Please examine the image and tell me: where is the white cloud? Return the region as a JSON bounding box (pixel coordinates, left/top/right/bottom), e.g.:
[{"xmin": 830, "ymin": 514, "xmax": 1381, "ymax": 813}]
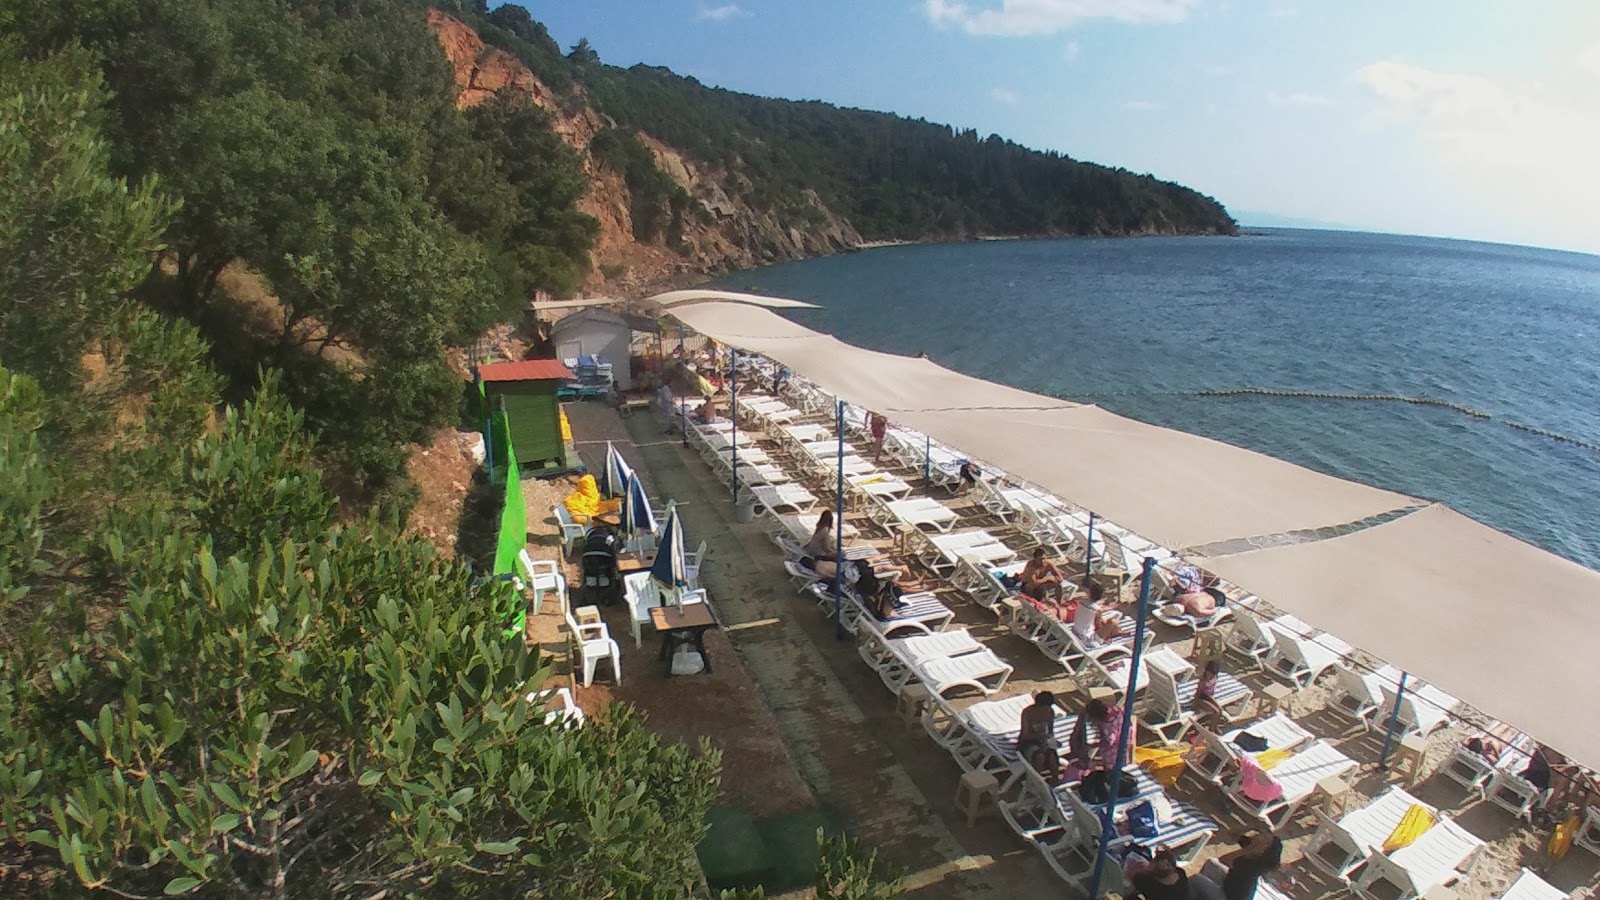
[
  {"xmin": 924, "ymin": 0, "xmax": 1198, "ymax": 36},
  {"xmin": 991, "ymin": 87, "xmax": 1021, "ymax": 105},
  {"xmin": 1062, "ymin": 40, "xmax": 1081, "ymax": 61},
  {"xmin": 1578, "ymin": 42, "xmax": 1600, "ymax": 78},
  {"xmin": 1267, "ymin": 91, "xmax": 1334, "ymax": 106},
  {"xmin": 1354, "ymin": 59, "xmax": 1600, "ymax": 253},
  {"xmin": 696, "ymin": 3, "xmax": 751, "ymax": 22},
  {"xmin": 1122, "ymin": 99, "xmax": 1164, "ymax": 111}
]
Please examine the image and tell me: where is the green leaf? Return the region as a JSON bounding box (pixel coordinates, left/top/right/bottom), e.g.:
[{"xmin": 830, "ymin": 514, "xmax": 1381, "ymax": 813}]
[
  {"xmin": 209, "ymin": 781, "xmax": 246, "ymax": 812},
  {"xmin": 357, "ymin": 769, "xmax": 383, "ymax": 787},
  {"xmin": 287, "ymin": 749, "xmax": 318, "ymax": 779},
  {"xmin": 475, "ymin": 839, "xmax": 521, "ymax": 855},
  {"xmin": 164, "ymin": 876, "xmax": 202, "ymax": 895},
  {"xmin": 211, "ymin": 814, "xmax": 241, "ymax": 834}
]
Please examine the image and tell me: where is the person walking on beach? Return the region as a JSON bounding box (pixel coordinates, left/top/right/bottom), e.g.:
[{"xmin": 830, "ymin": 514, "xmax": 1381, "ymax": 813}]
[{"xmin": 868, "ymin": 411, "xmax": 889, "ymax": 460}]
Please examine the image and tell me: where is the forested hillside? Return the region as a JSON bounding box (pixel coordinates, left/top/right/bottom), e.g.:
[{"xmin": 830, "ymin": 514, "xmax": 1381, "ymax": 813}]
[{"xmin": 450, "ymin": 1, "xmax": 1237, "ymax": 243}]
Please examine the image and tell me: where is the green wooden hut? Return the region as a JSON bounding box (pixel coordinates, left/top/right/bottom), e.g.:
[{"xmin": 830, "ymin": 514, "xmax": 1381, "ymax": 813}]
[{"xmin": 477, "ymin": 359, "xmax": 574, "ymax": 474}]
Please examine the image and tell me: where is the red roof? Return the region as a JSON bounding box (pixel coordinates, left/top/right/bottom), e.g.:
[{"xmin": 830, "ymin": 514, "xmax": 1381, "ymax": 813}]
[{"xmin": 477, "ymin": 359, "xmax": 574, "ymax": 382}]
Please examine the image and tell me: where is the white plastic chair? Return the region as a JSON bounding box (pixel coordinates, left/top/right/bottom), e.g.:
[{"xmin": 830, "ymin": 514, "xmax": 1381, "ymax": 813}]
[
  {"xmin": 552, "ymin": 505, "xmax": 588, "ymax": 555},
  {"xmin": 565, "ymin": 612, "xmax": 621, "ymax": 687},
  {"xmin": 517, "ymin": 549, "xmax": 568, "ymax": 617}
]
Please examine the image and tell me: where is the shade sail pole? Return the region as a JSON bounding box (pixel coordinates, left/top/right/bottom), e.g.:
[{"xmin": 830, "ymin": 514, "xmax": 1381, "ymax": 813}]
[
  {"xmin": 1379, "ymin": 671, "xmax": 1411, "ymax": 768},
  {"xmin": 833, "ymin": 398, "xmax": 846, "ymax": 639},
  {"xmin": 730, "ymin": 348, "xmax": 740, "ymax": 503},
  {"xmin": 678, "ymin": 325, "xmax": 687, "ymax": 446},
  {"xmin": 1085, "ymin": 511, "xmax": 1098, "ymax": 576},
  {"xmin": 1087, "ymin": 555, "xmax": 1156, "ymax": 899},
  {"xmin": 923, "ymin": 433, "xmax": 931, "ymax": 486}
]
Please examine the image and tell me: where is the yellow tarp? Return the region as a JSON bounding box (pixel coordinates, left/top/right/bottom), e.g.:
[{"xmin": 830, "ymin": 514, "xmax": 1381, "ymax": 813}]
[
  {"xmin": 560, "ymin": 409, "xmax": 572, "ymax": 442},
  {"xmin": 564, "ymin": 475, "xmax": 600, "ymax": 519}
]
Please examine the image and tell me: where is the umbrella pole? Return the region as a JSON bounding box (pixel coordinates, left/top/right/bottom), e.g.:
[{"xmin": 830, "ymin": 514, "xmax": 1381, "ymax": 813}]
[
  {"xmin": 1087, "ymin": 555, "xmax": 1157, "ymax": 899},
  {"xmin": 833, "ymin": 398, "xmax": 846, "ymax": 640},
  {"xmin": 1379, "ymin": 671, "xmax": 1411, "ymax": 768},
  {"xmin": 730, "ymin": 348, "xmax": 739, "ymax": 503}
]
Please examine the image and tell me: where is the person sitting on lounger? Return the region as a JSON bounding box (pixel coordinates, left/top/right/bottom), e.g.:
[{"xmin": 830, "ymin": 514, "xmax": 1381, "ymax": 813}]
[
  {"xmin": 1128, "ymin": 849, "xmax": 1191, "ymax": 900},
  {"xmin": 1219, "ymin": 831, "xmax": 1284, "ymax": 900},
  {"xmin": 1017, "ymin": 691, "xmax": 1058, "ymax": 764},
  {"xmin": 1020, "ymin": 548, "xmax": 1066, "ymax": 603},
  {"xmin": 804, "ymin": 510, "xmax": 839, "ymax": 561},
  {"xmin": 693, "ymin": 398, "xmax": 719, "ymax": 424},
  {"xmin": 1073, "ymin": 582, "xmax": 1124, "ymax": 644},
  {"xmin": 1191, "ymin": 660, "xmax": 1226, "ymax": 729},
  {"xmin": 1068, "ymin": 697, "xmax": 1111, "ymax": 770}
]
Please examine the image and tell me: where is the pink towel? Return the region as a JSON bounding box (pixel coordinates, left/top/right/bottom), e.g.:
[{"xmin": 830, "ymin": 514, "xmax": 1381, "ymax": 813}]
[{"xmin": 1238, "ymin": 755, "xmax": 1284, "ymax": 803}]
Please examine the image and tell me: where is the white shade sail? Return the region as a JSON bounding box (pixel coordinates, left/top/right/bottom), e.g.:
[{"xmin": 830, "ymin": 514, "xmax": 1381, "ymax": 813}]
[
  {"xmin": 1204, "ymin": 504, "xmax": 1600, "ymax": 770},
  {"xmin": 663, "ymin": 298, "xmax": 1416, "ymax": 550}
]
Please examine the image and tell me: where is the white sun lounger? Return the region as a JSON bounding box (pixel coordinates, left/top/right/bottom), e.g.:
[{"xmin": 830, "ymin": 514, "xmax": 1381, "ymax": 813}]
[
  {"xmin": 1439, "ymin": 729, "xmax": 1533, "ymax": 797},
  {"xmin": 884, "ymin": 497, "xmax": 959, "ymax": 533},
  {"xmin": 1330, "ymin": 663, "xmax": 1405, "ymax": 729},
  {"xmin": 1263, "ymin": 619, "xmax": 1352, "ymax": 687},
  {"xmin": 1224, "ymin": 739, "xmax": 1358, "ymax": 830},
  {"xmin": 1304, "ymin": 786, "xmax": 1433, "ymax": 882},
  {"xmin": 1351, "ymin": 815, "xmax": 1483, "ymax": 900},
  {"xmin": 1377, "ymin": 681, "xmax": 1460, "ymax": 742},
  {"xmin": 1141, "ymin": 662, "xmax": 1254, "ymax": 741},
  {"xmin": 1496, "ymin": 870, "xmax": 1568, "ymax": 900},
  {"xmin": 750, "ymin": 482, "xmax": 818, "ymax": 515},
  {"xmin": 920, "ymin": 531, "xmax": 1014, "ymax": 574},
  {"xmin": 864, "ymin": 629, "xmax": 985, "ymax": 692},
  {"xmin": 911, "ymin": 648, "xmax": 1014, "ymax": 698},
  {"xmin": 1578, "ymin": 806, "xmax": 1600, "ymax": 858},
  {"xmin": 935, "ymin": 695, "xmax": 1082, "ymax": 790},
  {"xmin": 847, "ymin": 471, "xmax": 914, "ymax": 500},
  {"xmin": 801, "ymin": 438, "xmax": 860, "ymax": 459},
  {"xmin": 783, "ymin": 423, "xmax": 831, "ymax": 443},
  {"xmin": 1185, "ymin": 713, "xmax": 1316, "ymax": 787},
  {"xmin": 775, "ymin": 512, "xmax": 859, "ymax": 543},
  {"xmin": 714, "ymin": 446, "xmax": 771, "ymax": 466}
]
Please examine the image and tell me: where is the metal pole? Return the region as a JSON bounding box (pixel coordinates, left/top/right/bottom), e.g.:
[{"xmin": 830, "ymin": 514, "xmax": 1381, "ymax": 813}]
[
  {"xmin": 730, "ymin": 348, "xmax": 740, "ymax": 503},
  {"xmin": 678, "ymin": 325, "xmax": 687, "ymax": 447},
  {"xmin": 1378, "ymin": 671, "xmax": 1411, "ymax": 768},
  {"xmin": 923, "ymin": 432, "xmax": 931, "ymax": 486},
  {"xmin": 1086, "ymin": 556, "xmax": 1156, "ymax": 899},
  {"xmin": 1084, "ymin": 511, "xmax": 1098, "ymax": 576},
  {"xmin": 833, "ymin": 398, "xmax": 846, "ymax": 639}
]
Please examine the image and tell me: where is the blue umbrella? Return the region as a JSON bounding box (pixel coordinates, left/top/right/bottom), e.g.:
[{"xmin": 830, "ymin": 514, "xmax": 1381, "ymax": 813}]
[
  {"xmin": 598, "ymin": 441, "xmax": 633, "ymax": 496},
  {"xmin": 621, "ymin": 474, "xmax": 657, "ymax": 537},
  {"xmin": 649, "ymin": 507, "xmax": 688, "ymax": 601}
]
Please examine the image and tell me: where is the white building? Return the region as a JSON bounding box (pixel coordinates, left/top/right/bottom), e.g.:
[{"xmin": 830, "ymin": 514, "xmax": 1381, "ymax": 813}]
[{"xmin": 550, "ymin": 308, "xmax": 635, "ymax": 391}]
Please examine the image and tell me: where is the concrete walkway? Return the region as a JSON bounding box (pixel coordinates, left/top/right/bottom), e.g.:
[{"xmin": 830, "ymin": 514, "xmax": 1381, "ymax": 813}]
[{"xmin": 596, "ymin": 408, "xmax": 1062, "ymax": 899}]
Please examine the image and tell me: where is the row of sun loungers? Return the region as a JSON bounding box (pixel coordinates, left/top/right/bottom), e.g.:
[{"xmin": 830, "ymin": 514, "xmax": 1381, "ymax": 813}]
[{"xmin": 695, "ymin": 357, "xmax": 1595, "ymax": 900}]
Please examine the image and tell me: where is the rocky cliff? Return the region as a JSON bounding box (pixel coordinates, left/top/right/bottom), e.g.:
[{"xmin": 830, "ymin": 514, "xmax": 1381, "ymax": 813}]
[{"xmin": 427, "ymin": 10, "xmax": 861, "ymax": 293}]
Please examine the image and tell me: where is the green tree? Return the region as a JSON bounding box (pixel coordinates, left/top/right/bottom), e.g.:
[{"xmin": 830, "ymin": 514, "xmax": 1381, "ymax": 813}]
[{"xmin": 0, "ymin": 45, "xmax": 176, "ymax": 391}]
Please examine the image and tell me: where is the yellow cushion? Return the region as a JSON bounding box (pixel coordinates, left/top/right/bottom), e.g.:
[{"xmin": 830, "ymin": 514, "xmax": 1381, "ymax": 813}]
[{"xmin": 1381, "ymin": 805, "xmax": 1436, "ymax": 853}]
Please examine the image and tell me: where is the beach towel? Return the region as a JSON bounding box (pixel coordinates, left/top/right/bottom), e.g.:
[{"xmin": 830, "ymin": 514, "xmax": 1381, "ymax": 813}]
[
  {"xmin": 564, "ymin": 475, "xmax": 601, "ymax": 519},
  {"xmin": 1134, "ymin": 745, "xmax": 1189, "ymax": 788},
  {"xmin": 1256, "ymin": 748, "xmax": 1294, "ymax": 771},
  {"xmin": 1381, "ymin": 805, "xmax": 1436, "ymax": 853}
]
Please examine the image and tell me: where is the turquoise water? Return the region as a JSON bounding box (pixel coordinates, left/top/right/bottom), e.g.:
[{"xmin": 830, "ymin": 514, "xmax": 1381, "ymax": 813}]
[{"xmin": 713, "ymin": 229, "xmax": 1600, "ymax": 569}]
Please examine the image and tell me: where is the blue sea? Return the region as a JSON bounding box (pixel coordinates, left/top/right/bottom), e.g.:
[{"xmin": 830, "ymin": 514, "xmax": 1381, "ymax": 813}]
[{"xmin": 713, "ymin": 228, "xmax": 1600, "ymax": 569}]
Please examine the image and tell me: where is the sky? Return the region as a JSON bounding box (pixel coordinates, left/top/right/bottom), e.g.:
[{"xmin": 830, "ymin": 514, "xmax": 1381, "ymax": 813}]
[{"xmin": 522, "ymin": 1, "xmax": 1600, "ymax": 255}]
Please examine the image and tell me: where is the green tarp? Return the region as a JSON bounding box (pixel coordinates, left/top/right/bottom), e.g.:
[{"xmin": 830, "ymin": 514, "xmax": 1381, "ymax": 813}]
[{"xmin": 488, "ymin": 407, "xmax": 528, "ymax": 638}]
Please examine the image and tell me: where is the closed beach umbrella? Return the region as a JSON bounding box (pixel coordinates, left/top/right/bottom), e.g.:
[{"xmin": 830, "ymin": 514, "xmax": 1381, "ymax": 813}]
[
  {"xmin": 649, "ymin": 507, "xmax": 688, "ymax": 601},
  {"xmin": 621, "ymin": 473, "xmax": 656, "ymax": 537},
  {"xmin": 599, "ymin": 442, "xmax": 631, "ymax": 499}
]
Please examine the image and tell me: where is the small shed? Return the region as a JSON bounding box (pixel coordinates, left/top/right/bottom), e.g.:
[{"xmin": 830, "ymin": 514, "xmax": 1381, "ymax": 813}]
[
  {"xmin": 478, "ymin": 359, "xmax": 573, "ymax": 474},
  {"xmin": 550, "ymin": 308, "xmax": 635, "ymax": 391}
]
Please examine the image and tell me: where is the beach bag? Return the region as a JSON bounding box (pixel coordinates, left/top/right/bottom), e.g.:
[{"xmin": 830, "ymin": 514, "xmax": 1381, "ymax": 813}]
[
  {"xmin": 1079, "ymin": 769, "xmax": 1139, "ymax": 804},
  {"xmin": 1126, "ymin": 801, "xmax": 1159, "ymax": 839},
  {"xmin": 1382, "ymin": 805, "xmax": 1436, "ymax": 853}
]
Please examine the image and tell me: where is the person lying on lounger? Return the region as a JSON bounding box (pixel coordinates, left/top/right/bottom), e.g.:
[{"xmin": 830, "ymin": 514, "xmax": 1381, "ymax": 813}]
[{"xmin": 1019, "ymin": 548, "xmax": 1066, "ymax": 603}]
